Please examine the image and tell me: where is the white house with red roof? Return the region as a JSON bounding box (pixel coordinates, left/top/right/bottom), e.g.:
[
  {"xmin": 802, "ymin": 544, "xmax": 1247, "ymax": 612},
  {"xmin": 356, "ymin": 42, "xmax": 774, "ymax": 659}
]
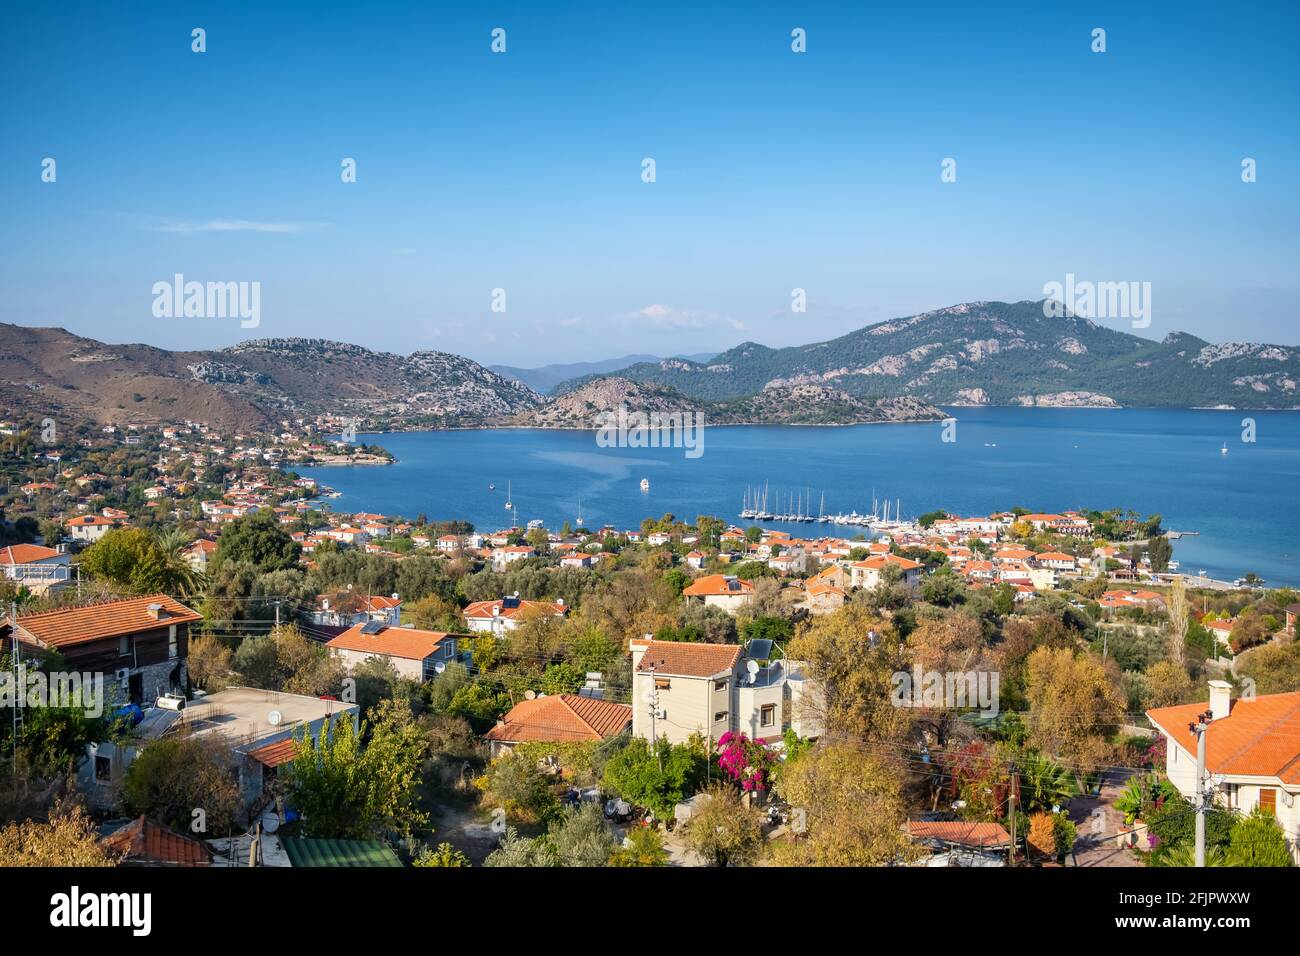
[
  {"xmin": 0, "ymin": 543, "xmax": 71, "ymax": 594},
  {"xmin": 491, "ymin": 545, "xmax": 535, "ymax": 571},
  {"xmin": 849, "ymin": 554, "xmax": 923, "ymax": 589},
  {"xmin": 1147, "ymin": 682, "xmax": 1300, "ymax": 861},
  {"xmin": 681, "ymin": 574, "xmax": 755, "ymax": 613},
  {"xmin": 463, "ymin": 595, "xmax": 568, "ymax": 636},
  {"xmin": 66, "ymin": 514, "xmax": 114, "ymax": 543},
  {"xmin": 325, "ymin": 623, "xmax": 459, "ymax": 681}
]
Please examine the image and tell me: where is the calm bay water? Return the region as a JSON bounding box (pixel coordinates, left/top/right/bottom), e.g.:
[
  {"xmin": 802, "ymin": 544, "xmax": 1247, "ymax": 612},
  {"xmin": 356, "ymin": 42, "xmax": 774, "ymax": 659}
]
[{"xmin": 299, "ymin": 408, "xmax": 1300, "ymax": 586}]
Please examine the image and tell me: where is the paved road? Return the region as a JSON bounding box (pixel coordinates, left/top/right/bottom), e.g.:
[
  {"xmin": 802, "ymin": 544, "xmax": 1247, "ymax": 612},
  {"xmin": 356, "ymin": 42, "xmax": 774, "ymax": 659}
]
[{"xmin": 1066, "ymin": 767, "xmax": 1145, "ymax": 868}]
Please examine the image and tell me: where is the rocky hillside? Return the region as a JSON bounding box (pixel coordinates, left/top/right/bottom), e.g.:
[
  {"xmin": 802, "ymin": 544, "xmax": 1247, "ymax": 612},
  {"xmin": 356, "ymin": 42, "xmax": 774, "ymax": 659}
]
[
  {"xmin": 0, "ymin": 325, "xmax": 541, "ymax": 431},
  {"xmin": 501, "ymin": 376, "xmax": 945, "ymax": 427},
  {"xmin": 566, "ymin": 301, "xmax": 1300, "ymax": 409}
]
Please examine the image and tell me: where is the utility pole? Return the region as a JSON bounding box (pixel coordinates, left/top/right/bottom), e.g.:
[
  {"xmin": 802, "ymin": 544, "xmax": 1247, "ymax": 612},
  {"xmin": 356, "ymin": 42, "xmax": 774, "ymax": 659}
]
[
  {"xmin": 645, "ymin": 665, "xmax": 662, "ymax": 771},
  {"xmin": 1191, "ymin": 713, "xmax": 1210, "ymax": 867},
  {"xmin": 1007, "ymin": 760, "xmax": 1017, "ymax": 866},
  {"xmin": 10, "ymin": 600, "xmax": 20, "ymax": 796}
]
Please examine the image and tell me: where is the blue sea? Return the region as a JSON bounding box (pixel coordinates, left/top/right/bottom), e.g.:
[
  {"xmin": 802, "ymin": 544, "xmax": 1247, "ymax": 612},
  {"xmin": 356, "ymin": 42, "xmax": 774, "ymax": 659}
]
[{"xmin": 299, "ymin": 408, "xmax": 1300, "ymax": 587}]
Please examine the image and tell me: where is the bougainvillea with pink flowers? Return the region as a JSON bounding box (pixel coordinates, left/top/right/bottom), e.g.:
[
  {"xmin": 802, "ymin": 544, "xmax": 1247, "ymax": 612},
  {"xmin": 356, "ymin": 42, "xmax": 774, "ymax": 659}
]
[{"xmin": 716, "ymin": 732, "xmax": 774, "ymax": 792}]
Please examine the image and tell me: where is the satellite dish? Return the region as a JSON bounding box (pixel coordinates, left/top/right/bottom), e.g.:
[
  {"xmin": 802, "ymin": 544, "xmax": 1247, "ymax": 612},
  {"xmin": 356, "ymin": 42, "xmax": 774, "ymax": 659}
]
[
  {"xmin": 746, "ymin": 659, "xmax": 760, "ymax": 684},
  {"xmin": 267, "ymin": 710, "xmax": 282, "ymax": 727},
  {"xmin": 524, "ymin": 690, "xmax": 536, "ymax": 700}
]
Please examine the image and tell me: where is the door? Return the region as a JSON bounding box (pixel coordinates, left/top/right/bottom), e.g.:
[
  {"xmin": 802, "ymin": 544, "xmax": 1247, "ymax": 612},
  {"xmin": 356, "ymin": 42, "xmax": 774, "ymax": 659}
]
[
  {"xmin": 128, "ymin": 672, "xmax": 144, "ymax": 706},
  {"xmin": 1259, "ymin": 787, "xmax": 1277, "ymax": 816}
]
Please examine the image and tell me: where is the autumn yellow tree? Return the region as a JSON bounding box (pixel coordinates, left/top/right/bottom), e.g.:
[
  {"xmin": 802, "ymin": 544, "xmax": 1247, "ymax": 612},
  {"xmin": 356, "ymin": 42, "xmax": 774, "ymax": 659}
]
[
  {"xmin": 1023, "ymin": 646, "xmax": 1124, "ymax": 786},
  {"xmin": 1142, "ymin": 659, "xmax": 1193, "ymax": 708},
  {"xmin": 787, "ymin": 604, "xmax": 911, "ymax": 746},
  {"xmin": 0, "ymin": 800, "xmax": 121, "ymax": 867},
  {"xmin": 773, "ymin": 742, "xmax": 913, "ymax": 866}
]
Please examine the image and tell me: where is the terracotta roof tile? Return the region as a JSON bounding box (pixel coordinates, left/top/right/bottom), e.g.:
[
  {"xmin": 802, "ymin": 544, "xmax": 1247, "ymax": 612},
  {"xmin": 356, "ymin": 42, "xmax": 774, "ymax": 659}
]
[
  {"xmin": 326, "ymin": 624, "xmax": 460, "ymax": 661},
  {"xmin": 485, "ymin": 694, "xmax": 632, "ymax": 743},
  {"xmin": 247, "ymin": 738, "xmax": 298, "ymax": 768},
  {"xmin": 907, "ymin": 820, "xmax": 1011, "ymax": 848},
  {"xmin": 102, "ymin": 816, "xmax": 212, "ymax": 866},
  {"xmin": 0, "ymin": 544, "xmax": 62, "ymax": 565},
  {"xmin": 17, "ymin": 594, "xmax": 201, "ymax": 649},
  {"xmin": 1147, "ymin": 691, "xmax": 1300, "ymax": 784},
  {"xmin": 634, "ymin": 639, "xmax": 741, "ymax": 678},
  {"xmin": 682, "ymin": 574, "xmax": 754, "ymax": 597}
]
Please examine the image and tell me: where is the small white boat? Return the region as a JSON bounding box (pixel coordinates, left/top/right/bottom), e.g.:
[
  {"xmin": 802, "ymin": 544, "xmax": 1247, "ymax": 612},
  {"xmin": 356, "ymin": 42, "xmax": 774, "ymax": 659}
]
[
  {"xmin": 1221, "ymin": 442, "xmax": 1228, "ymax": 455},
  {"xmin": 640, "ymin": 478, "xmax": 649, "ymax": 492},
  {"xmin": 504, "ymin": 480, "xmax": 513, "ymax": 510}
]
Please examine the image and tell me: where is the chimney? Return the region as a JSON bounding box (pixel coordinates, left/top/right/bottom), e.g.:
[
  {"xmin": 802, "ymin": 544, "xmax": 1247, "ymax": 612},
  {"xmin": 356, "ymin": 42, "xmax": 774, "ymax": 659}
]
[
  {"xmin": 1208, "ymin": 680, "xmax": 1232, "ymax": 721},
  {"xmin": 146, "ymin": 603, "xmax": 163, "ymax": 620},
  {"xmin": 629, "ymin": 635, "xmax": 652, "ymax": 674}
]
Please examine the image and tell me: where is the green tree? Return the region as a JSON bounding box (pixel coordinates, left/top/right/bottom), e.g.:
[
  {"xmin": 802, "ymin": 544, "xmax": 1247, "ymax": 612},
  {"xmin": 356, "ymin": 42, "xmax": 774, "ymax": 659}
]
[
  {"xmin": 602, "ymin": 735, "xmax": 707, "ymax": 819},
  {"xmin": 288, "ymin": 703, "xmax": 428, "ymax": 839},
  {"xmin": 413, "ymin": 842, "xmax": 470, "ymax": 867},
  {"xmin": 608, "ymin": 824, "xmax": 669, "ymax": 866},
  {"xmin": 1226, "ymin": 810, "xmax": 1294, "ymax": 867},
  {"xmin": 121, "ymin": 734, "xmax": 242, "ymax": 835},
  {"xmin": 212, "ymin": 510, "xmax": 300, "ymax": 573}
]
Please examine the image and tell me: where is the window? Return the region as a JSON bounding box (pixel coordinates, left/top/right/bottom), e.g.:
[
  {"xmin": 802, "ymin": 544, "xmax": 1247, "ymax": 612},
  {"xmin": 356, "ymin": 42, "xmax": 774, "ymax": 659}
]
[
  {"xmin": 94, "ymin": 756, "xmax": 112, "ymax": 781},
  {"xmin": 760, "ymin": 704, "xmax": 777, "ymax": 728},
  {"xmin": 654, "ymin": 677, "xmax": 671, "ymax": 691},
  {"xmin": 714, "ymin": 679, "xmax": 728, "ymax": 691},
  {"xmin": 119, "ymin": 636, "xmax": 130, "ymax": 656},
  {"xmin": 714, "ymin": 711, "xmax": 728, "ymax": 723},
  {"xmin": 168, "ymin": 625, "xmax": 178, "ymax": 660},
  {"xmin": 1259, "ymin": 787, "xmax": 1277, "ymax": 816},
  {"xmin": 445, "ymin": 643, "xmax": 454, "ymax": 658}
]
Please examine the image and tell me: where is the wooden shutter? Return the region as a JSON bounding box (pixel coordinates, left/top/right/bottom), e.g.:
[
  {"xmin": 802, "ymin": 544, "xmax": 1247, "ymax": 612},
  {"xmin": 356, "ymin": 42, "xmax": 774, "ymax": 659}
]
[{"xmin": 1259, "ymin": 787, "xmax": 1277, "ymax": 815}]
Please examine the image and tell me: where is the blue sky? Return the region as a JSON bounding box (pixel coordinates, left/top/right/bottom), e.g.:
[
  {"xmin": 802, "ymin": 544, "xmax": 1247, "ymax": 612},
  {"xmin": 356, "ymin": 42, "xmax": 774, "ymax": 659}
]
[{"xmin": 2, "ymin": 1, "xmax": 1297, "ymax": 365}]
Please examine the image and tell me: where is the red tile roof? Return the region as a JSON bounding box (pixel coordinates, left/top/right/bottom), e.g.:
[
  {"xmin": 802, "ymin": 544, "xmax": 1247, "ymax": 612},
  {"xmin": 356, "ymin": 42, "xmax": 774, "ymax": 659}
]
[
  {"xmin": 485, "ymin": 694, "xmax": 632, "ymax": 744},
  {"xmin": 17, "ymin": 595, "xmax": 202, "ymax": 649},
  {"xmin": 247, "ymin": 738, "xmax": 298, "ymax": 768},
  {"xmin": 463, "ymin": 598, "xmax": 566, "ymax": 621},
  {"xmin": 682, "ymin": 574, "xmax": 754, "ymax": 597},
  {"xmin": 326, "ymin": 624, "xmax": 458, "ymax": 661},
  {"xmin": 1147, "ymin": 691, "xmax": 1300, "ymax": 784},
  {"xmin": 907, "ymin": 820, "xmax": 1011, "ymax": 848},
  {"xmin": 101, "ymin": 816, "xmax": 212, "ymax": 866},
  {"xmin": 0, "ymin": 544, "xmax": 62, "ymax": 565},
  {"xmin": 633, "ymin": 639, "xmax": 742, "ymax": 678}
]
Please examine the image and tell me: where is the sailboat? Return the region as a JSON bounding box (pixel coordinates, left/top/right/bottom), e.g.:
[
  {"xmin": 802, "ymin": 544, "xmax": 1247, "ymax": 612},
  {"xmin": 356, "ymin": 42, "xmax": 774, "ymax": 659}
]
[
  {"xmin": 1221, "ymin": 442, "xmax": 1228, "ymax": 456},
  {"xmin": 504, "ymin": 481, "xmax": 513, "ymax": 511},
  {"xmin": 640, "ymin": 477, "xmax": 650, "ymax": 492},
  {"xmin": 576, "ymin": 498, "xmax": 585, "ymax": 528}
]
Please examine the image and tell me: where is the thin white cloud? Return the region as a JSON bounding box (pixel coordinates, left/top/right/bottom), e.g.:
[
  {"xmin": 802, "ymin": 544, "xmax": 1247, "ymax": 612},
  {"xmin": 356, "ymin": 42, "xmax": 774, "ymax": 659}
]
[
  {"xmin": 633, "ymin": 304, "xmax": 744, "ymax": 332},
  {"xmin": 153, "ymin": 219, "xmax": 330, "ymax": 234}
]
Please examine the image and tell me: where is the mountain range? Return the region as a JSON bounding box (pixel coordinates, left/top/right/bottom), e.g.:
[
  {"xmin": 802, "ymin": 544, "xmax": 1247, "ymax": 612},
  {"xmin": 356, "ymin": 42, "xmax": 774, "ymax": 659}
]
[
  {"xmin": 554, "ymin": 300, "xmax": 1300, "ymax": 409},
  {"xmin": 3, "ymin": 302, "xmax": 1297, "ymax": 436},
  {"xmin": 0, "ymin": 325, "xmax": 540, "ymax": 431}
]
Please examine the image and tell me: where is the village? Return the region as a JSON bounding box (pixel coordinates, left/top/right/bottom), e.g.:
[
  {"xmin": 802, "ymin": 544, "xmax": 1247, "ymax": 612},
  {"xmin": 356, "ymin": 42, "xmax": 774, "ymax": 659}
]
[{"xmin": 1, "ymin": 412, "xmax": 1298, "ymax": 871}]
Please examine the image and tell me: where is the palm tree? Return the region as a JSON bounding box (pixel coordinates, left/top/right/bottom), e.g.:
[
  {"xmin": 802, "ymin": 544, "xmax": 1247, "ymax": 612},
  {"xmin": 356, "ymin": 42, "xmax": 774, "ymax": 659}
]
[
  {"xmin": 1018, "ymin": 752, "xmax": 1075, "ymax": 814},
  {"xmin": 153, "ymin": 527, "xmax": 203, "ymax": 598}
]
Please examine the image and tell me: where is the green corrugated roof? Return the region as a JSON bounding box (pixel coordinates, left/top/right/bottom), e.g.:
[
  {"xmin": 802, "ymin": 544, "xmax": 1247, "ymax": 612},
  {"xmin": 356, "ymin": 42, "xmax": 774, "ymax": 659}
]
[{"xmin": 282, "ymin": 836, "xmax": 403, "ymax": 867}]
